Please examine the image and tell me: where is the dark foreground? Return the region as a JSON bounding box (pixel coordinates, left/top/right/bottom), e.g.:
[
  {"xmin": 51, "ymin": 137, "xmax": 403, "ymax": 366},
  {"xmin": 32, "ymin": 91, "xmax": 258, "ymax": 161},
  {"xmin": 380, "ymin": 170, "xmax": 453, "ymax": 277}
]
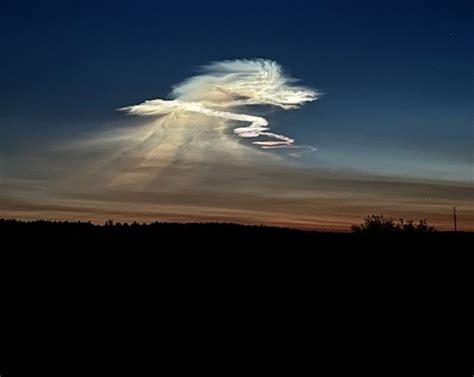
[
  {"xmin": 0, "ymin": 218, "xmax": 471, "ymax": 376},
  {"xmin": 0, "ymin": 218, "xmax": 472, "ymax": 248}
]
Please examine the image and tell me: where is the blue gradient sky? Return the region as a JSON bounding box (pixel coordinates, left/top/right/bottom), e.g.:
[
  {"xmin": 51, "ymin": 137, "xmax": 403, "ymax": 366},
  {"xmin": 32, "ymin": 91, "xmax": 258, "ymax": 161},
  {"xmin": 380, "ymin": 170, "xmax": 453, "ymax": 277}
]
[
  {"xmin": 1, "ymin": 0, "xmax": 472, "ymax": 179},
  {"xmin": 0, "ymin": 0, "xmax": 472, "ymax": 229}
]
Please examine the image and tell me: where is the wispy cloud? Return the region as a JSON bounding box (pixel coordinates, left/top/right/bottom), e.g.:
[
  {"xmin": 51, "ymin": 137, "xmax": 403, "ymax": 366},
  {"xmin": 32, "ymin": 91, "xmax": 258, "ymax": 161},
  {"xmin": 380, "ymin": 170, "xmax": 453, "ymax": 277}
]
[
  {"xmin": 39, "ymin": 59, "xmax": 320, "ymax": 190},
  {"xmin": 120, "ymin": 59, "xmax": 318, "ymax": 150}
]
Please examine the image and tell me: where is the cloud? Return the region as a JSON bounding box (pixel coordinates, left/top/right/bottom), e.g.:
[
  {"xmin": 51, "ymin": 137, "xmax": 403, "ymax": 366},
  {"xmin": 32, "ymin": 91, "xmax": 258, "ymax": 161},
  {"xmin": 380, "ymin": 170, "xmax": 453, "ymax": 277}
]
[
  {"xmin": 120, "ymin": 59, "xmax": 318, "ymax": 150},
  {"xmin": 32, "ymin": 58, "xmax": 319, "ymax": 191}
]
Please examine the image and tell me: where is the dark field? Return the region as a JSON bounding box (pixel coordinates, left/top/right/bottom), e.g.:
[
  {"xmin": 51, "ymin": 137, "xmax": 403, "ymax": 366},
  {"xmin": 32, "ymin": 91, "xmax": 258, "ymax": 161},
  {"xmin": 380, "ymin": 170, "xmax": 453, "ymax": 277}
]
[{"xmin": 0, "ymin": 218, "xmax": 470, "ymax": 377}]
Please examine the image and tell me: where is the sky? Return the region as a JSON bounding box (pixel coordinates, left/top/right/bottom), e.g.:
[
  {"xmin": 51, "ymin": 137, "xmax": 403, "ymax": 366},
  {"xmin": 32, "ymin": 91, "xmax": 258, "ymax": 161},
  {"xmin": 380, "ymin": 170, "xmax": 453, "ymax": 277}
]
[{"xmin": 0, "ymin": 0, "xmax": 472, "ymax": 230}]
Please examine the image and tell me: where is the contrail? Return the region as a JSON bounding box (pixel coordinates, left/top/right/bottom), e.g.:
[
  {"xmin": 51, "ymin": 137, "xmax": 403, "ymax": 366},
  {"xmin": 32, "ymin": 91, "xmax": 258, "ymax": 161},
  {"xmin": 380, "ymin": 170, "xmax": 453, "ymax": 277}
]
[{"xmin": 120, "ymin": 59, "xmax": 319, "ymax": 150}]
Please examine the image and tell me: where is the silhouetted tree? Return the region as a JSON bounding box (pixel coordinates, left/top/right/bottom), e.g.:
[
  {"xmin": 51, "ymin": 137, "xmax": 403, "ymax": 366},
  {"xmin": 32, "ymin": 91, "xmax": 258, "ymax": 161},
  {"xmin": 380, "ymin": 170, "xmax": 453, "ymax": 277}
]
[
  {"xmin": 397, "ymin": 218, "xmax": 434, "ymax": 233},
  {"xmin": 352, "ymin": 215, "xmax": 435, "ymax": 233}
]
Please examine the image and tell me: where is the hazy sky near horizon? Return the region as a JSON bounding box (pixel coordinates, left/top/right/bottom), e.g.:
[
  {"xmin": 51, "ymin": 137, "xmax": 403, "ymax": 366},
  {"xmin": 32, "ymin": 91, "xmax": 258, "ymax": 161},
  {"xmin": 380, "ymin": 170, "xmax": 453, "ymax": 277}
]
[{"xmin": 0, "ymin": 0, "xmax": 472, "ymax": 230}]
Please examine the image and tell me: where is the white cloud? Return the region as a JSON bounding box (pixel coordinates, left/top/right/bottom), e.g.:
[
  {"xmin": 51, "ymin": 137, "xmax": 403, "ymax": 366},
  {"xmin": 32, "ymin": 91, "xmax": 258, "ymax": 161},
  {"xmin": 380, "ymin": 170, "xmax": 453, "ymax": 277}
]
[{"xmin": 120, "ymin": 58, "xmax": 318, "ymax": 150}]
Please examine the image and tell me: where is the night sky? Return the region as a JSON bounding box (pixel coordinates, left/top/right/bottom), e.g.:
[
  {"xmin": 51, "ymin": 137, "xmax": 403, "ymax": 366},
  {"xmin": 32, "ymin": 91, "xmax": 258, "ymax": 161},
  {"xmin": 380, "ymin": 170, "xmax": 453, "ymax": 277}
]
[{"xmin": 0, "ymin": 0, "xmax": 472, "ymax": 230}]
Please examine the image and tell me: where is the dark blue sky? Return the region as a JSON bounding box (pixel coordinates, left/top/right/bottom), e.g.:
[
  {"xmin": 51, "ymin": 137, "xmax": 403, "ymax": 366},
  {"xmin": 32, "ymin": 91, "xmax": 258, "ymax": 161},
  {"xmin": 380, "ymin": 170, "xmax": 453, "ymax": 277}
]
[{"xmin": 1, "ymin": 0, "xmax": 472, "ymax": 180}]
